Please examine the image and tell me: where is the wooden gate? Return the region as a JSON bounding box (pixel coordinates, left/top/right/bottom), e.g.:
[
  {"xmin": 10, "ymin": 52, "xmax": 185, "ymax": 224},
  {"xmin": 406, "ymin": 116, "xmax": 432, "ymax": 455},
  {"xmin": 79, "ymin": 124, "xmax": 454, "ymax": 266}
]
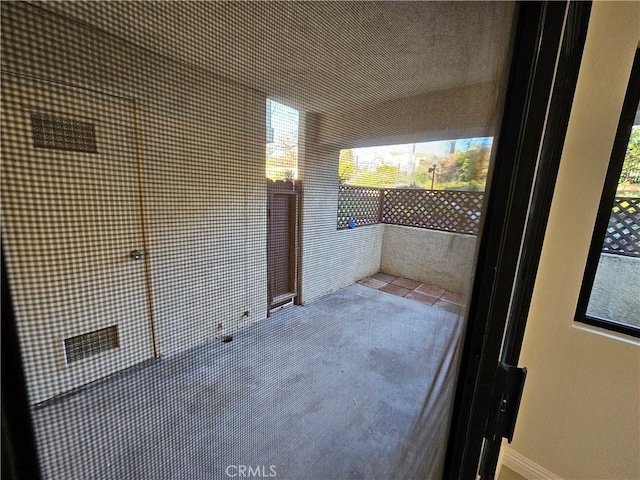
[{"xmin": 267, "ymin": 179, "xmax": 301, "ymax": 311}]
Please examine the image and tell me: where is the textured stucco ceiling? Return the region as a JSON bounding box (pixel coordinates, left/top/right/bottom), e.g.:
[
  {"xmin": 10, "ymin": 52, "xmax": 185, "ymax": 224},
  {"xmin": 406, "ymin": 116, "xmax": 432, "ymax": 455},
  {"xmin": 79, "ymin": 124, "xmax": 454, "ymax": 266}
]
[{"xmin": 41, "ymin": 1, "xmax": 516, "ymax": 112}]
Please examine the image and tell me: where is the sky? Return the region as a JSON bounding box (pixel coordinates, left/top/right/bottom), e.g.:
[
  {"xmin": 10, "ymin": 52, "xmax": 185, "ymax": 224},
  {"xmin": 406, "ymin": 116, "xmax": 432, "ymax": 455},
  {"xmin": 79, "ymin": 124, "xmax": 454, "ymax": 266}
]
[
  {"xmin": 351, "ymin": 137, "xmax": 493, "ymax": 170},
  {"xmin": 267, "ymin": 99, "xmax": 298, "ymax": 153}
]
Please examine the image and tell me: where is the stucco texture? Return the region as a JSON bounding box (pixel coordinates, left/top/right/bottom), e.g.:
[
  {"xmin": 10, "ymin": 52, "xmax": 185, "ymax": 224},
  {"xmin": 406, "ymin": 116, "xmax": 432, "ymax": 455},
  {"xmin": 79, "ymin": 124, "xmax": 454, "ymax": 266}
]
[
  {"xmin": 381, "ymin": 225, "xmax": 477, "ymax": 296},
  {"xmin": 1, "ymin": 2, "xmax": 267, "ymax": 402},
  {"xmin": 588, "ymin": 254, "xmax": 640, "ymax": 327},
  {"xmin": 299, "ymin": 114, "xmax": 383, "ymax": 303}
]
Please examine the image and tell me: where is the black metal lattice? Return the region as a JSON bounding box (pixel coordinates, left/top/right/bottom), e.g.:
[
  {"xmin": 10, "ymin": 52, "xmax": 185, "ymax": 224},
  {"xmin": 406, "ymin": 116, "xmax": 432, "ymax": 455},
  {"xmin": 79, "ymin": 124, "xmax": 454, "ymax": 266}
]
[{"xmin": 603, "ymin": 197, "xmax": 640, "ymax": 257}]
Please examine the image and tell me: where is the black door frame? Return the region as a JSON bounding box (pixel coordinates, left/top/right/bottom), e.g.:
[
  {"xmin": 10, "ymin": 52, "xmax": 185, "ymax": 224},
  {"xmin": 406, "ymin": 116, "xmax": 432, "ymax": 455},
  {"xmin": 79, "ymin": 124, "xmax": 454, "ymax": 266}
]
[
  {"xmin": 444, "ymin": 2, "xmax": 591, "ymax": 479},
  {"xmin": 1, "ymin": 244, "xmax": 42, "ymax": 480}
]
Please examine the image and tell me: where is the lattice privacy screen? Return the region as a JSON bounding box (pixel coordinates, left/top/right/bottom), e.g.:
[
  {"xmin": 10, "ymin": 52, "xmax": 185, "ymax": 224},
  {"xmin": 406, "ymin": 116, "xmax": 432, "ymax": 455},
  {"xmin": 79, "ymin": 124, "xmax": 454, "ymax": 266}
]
[
  {"xmin": 603, "ymin": 197, "xmax": 640, "ymax": 257},
  {"xmin": 337, "ymin": 185, "xmax": 382, "ymax": 229},
  {"xmin": 1, "ymin": 2, "xmax": 515, "ymax": 479},
  {"xmin": 383, "ymin": 189, "xmax": 484, "ymax": 235},
  {"xmin": 338, "ymin": 186, "xmax": 484, "ymax": 235}
]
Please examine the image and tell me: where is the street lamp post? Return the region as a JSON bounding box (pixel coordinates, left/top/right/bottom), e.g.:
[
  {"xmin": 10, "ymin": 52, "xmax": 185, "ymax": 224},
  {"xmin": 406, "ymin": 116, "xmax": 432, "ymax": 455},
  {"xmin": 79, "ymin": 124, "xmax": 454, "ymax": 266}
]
[{"xmin": 428, "ymin": 160, "xmax": 438, "ymax": 190}]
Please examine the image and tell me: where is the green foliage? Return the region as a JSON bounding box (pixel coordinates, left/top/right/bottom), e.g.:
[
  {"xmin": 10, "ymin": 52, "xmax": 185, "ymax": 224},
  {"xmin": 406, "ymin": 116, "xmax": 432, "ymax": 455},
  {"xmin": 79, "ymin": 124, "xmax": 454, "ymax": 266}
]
[
  {"xmin": 266, "ymin": 137, "xmax": 297, "ymax": 181},
  {"xmin": 412, "ymin": 172, "xmax": 428, "ymax": 185},
  {"xmin": 374, "ymin": 165, "xmax": 399, "ymax": 185},
  {"xmin": 408, "ymin": 146, "xmax": 491, "ymax": 190},
  {"xmin": 349, "ymin": 164, "xmax": 399, "ymax": 187},
  {"xmin": 267, "ymin": 168, "xmax": 295, "ymax": 181},
  {"xmin": 620, "ymin": 126, "xmax": 640, "ymax": 185},
  {"xmin": 338, "ymin": 149, "xmax": 356, "ymax": 184},
  {"xmin": 456, "ymin": 146, "xmax": 490, "ymax": 183},
  {"xmin": 411, "ymin": 154, "xmax": 439, "ymax": 187},
  {"xmin": 340, "ymin": 141, "xmax": 491, "ymax": 190},
  {"xmin": 438, "ymin": 180, "xmax": 485, "ymax": 191},
  {"xmin": 431, "ymin": 154, "xmax": 458, "ymax": 184}
]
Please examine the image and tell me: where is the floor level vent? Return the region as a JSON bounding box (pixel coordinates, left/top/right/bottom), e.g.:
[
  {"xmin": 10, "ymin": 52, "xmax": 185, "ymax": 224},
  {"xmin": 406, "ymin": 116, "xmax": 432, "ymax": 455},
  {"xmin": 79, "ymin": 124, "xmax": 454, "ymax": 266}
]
[{"xmin": 63, "ymin": 325, "xmax": 119, "ymax": 364}]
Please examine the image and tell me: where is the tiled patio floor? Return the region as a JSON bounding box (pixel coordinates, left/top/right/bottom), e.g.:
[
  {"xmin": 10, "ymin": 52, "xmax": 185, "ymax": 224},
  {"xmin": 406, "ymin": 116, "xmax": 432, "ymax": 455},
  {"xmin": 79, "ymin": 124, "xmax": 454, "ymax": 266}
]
[{"xmin": 358, "ymin": 272, "xmax": 466, "ymax": 315}]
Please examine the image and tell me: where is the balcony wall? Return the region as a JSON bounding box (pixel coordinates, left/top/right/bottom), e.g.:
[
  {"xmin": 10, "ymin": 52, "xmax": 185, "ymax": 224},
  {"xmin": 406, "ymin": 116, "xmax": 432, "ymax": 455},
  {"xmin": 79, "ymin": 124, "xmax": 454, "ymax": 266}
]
[
  {"xmin": 381, "ymin": 225, "xmax": 477, "ymax": 296},
  {"xmin": 299, "ymin": 115, "xmax": 383, "ymax": 304},
  {"xmin": 588, "ymin": 253, "xmax": 640, "ymax": 327},
  {"xmin": 1, "ymin": 2, "xmax": 268, "ymax": 403},
  {"xmin": 300, "ymin": 173, "xmax": 478, "ymax": 302}
]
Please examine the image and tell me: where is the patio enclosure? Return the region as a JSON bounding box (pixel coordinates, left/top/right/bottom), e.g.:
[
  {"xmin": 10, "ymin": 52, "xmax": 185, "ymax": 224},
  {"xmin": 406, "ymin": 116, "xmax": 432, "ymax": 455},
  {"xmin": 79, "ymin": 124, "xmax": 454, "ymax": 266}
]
[{"xmin": 1, "ymin": 1, "xmax": 520, "ymax": 479}]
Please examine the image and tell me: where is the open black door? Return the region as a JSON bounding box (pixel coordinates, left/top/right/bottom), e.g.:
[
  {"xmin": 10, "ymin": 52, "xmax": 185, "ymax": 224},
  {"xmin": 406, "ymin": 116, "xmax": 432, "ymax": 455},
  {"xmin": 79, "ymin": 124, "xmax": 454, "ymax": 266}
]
[{"xmin": 444, "ymin": 2, "xmax": 592, "ymax": 479}]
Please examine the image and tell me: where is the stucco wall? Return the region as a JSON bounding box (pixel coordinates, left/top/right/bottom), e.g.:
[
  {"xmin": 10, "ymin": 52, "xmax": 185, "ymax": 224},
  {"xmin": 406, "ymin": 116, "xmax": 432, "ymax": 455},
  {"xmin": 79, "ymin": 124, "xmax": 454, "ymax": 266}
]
[
  {"xmin": 298, "ymin": 114, "xmax": 383, "ymax": 304},
  {"xmin": 315, "ymin": 83, "xmax": 501, "ymax": 149},
  {"xmin": 588, "ymin": 254, "xmax": 640, "ymax": 327},
  {"xmin": 1, "ymin": 2, "xmax": 267, "ymax": 402},
  {"xmin": 381, "ymin": 225, "xmax": 476, "ymax": 296},
  {"xmin": 506, "ymin": 3, "xmax": 640, "ymax": 479}
]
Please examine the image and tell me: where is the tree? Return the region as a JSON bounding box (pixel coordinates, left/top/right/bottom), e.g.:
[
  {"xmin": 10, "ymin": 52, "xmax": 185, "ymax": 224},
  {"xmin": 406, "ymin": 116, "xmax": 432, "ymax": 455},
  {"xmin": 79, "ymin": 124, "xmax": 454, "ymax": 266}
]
[
  {"xmin": 620, "ymin": 126, "xmax": 640, "ymax": 184},
  {"xmin": 411, "ymin": 145, "xmax": 491, "ymax": 190},
  {"xmin": 411, "ymin": 154, "xmax": 438, "ymax": 187},
  {"xmin": 349, "ymin": 164, "xmax": 399, "ymax": 187},
  {"xmin": 373, "ymin": 164, "xmax": 399, "ymax": 186},
  {"xmin": 457, "ymin": 146, "xmax": 490, "ymax": 183},
  {"xmin": 338, "ymin": 149, "xmax": 356, "ymax": 184},
  {"xmin": 266, "ymin": 135, "xmax": 298, "ymax": 181}
]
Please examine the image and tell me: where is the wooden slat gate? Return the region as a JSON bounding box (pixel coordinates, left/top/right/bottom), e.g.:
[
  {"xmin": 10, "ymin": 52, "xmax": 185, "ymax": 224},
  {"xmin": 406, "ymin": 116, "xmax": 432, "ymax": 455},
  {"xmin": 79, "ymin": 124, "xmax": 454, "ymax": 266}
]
[{"xmin": 267, "ymin": 179, "xmax": 301, "ymax": 312}]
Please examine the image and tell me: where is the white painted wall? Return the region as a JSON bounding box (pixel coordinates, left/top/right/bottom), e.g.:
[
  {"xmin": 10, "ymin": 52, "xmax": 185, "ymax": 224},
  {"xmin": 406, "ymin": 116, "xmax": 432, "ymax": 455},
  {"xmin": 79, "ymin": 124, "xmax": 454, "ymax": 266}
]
[
  {"xmin": 507, "ymin": 3, "xmax": 640, "ymax": 478},
  {"xmin": 1, "ymin": 2, "xmax": 267, "ymax": 402},
  {"xmin": 315, "ymin": 83, "xmax": 501, "ymax": 149},
  {"xmin": 298, "ymin": 114, "xmax": 383, "ymax": 303},
  {"xmin": 381, "ymin": 225, "xmax": 477, "ymax": 296}
]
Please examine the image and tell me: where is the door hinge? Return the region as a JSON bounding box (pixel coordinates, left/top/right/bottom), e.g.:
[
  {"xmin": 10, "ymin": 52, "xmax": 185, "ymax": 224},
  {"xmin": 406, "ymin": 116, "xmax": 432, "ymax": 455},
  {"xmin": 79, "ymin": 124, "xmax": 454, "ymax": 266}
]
[{"xmin": 484, "ymin": 362, "xmax": 527, "ymax": 443}]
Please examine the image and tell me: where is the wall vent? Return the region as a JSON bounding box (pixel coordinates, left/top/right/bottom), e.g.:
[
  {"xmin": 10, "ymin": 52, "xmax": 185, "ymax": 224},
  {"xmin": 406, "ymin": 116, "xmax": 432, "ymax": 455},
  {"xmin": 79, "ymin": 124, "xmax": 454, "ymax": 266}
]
[
  {"xmin": 63, "ymin": 325, "xmax": 119, "ymax": 364},
  {"xmin": 31, "ymin": 112, "xmax": 97, "ymax": 153}
]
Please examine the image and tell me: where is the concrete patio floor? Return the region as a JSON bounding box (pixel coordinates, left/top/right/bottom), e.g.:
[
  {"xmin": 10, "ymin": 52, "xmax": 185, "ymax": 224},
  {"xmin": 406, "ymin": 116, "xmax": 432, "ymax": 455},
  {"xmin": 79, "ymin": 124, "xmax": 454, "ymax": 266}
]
[{"xmin": 32, "ymin": 283, "xmax": 464, "ymax": 480}]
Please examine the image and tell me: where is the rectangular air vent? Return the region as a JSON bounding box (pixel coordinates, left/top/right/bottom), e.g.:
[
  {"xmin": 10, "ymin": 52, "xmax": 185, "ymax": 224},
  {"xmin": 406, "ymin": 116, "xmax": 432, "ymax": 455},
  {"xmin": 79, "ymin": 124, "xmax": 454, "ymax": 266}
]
[
  {"xmin": 31, "ymin": 112, "xmax": 97, "ymax": 153},
  {"xmin": 63, "ymin": 325, "xmax": 119, "ymax": 364}
]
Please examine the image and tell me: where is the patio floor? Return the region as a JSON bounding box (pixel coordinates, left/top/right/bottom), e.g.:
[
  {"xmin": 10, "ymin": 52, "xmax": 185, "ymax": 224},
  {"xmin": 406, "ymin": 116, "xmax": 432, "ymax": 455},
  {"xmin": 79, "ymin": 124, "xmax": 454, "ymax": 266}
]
[
  {"xmin": 31, "ymin": 283, "xmax": 463, "ymax": 480},
  {"xmin": 359, "ymin": 272, "xmax": 467, "ymax": 316}
]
